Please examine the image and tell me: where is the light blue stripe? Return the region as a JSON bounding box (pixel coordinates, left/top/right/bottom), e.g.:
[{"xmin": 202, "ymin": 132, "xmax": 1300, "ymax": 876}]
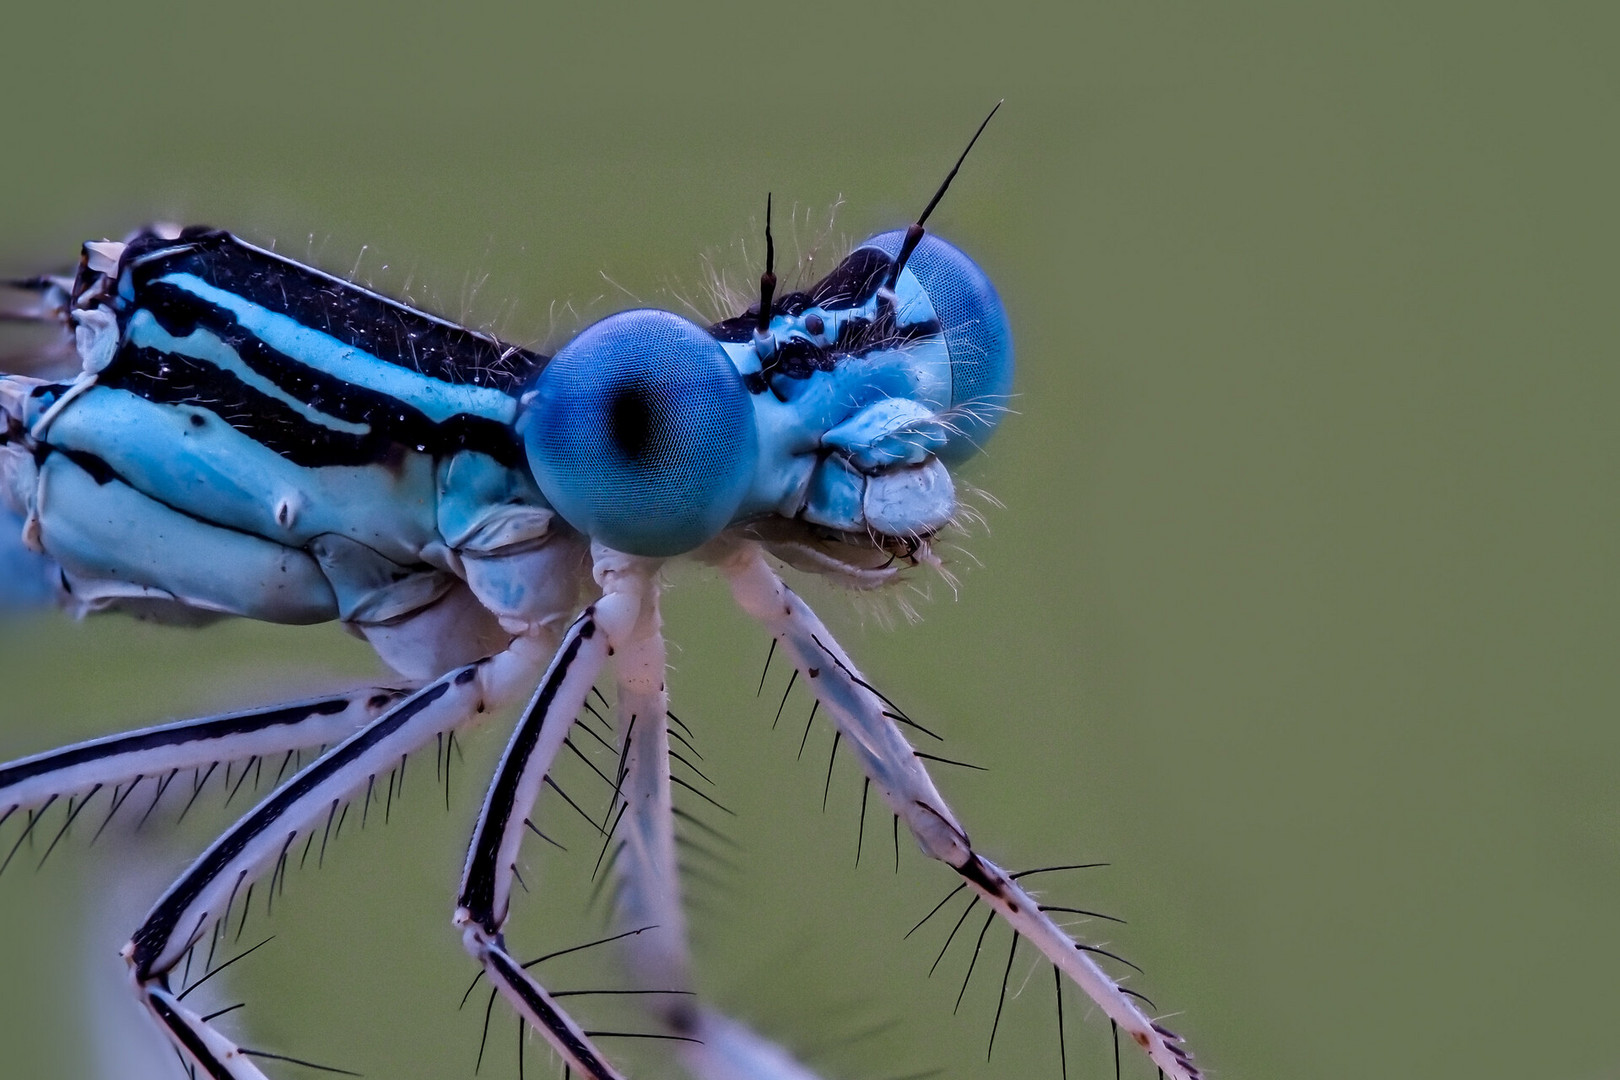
[
  {"xmin": 126, "ymin": 311, "xmax": 371, "ymax": 435},
  {"xmin": 156, "ymin": 272, "xmax": 519, "ymax": 425}
]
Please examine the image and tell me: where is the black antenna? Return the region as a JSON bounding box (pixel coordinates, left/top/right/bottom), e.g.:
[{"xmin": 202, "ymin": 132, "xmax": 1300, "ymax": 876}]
[
  {"xmin": 755, "ymin": 192, "xmax": 777, "ymax": 334},
  {"xmin": 887, "ymin": 100, "xmax": 1003, "ymax": 289}
]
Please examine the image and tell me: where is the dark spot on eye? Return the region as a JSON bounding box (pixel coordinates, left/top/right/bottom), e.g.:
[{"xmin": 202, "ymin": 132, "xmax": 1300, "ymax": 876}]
[
  {"xmin": 189, "ymin": 413, "xmax": 206, "ymax": 427},
  {"xmin": 608, "ymin": 381, "xmax": 660, "ymax": 462},
  {"xmin": 804, "ymin": 313, "xmax": 824, "ymax": 336}
]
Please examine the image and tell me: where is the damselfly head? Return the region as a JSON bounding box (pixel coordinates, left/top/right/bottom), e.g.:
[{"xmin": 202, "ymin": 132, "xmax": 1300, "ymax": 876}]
[{"xmin": 518, "ymin": 105, "xmax": 1011, "ymax": 566}]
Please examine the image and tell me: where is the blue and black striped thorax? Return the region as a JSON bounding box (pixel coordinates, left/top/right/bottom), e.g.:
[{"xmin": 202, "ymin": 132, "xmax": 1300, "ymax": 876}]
[
  {"xmin": 87, "ymin": 227, "xmax": 545, "ymax": 470},
  {"xmin": 15, "ymin": 221, "xmax": 1010, "ymax": 605}
]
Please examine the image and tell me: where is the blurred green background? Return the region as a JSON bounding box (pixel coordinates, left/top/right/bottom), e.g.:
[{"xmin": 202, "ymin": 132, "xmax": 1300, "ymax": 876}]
[{"xmin": 1, "ymin": 3, "xmax": 1616, "ymax": 1079}]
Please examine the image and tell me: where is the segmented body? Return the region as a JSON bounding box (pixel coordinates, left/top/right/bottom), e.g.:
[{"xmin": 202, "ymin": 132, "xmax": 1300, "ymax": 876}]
[{"xmin": 0, "ymin": 207, "xmax": 1200, "ymax": 1080}]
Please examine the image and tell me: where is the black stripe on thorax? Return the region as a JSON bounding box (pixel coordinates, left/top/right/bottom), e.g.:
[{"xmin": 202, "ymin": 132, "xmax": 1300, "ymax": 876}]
[
  {"xmin": 106, "ymin": 282, "xmax": 526, "ymax": 467},
  {"xmin": 122, "ymin": 229, "xmax": 548, "ymax": 392}
]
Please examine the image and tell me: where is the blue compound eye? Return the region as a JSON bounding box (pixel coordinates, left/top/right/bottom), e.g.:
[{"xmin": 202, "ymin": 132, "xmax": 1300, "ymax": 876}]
[
  {"xmin": 522, "ymin": 309, "xmax": 758, "ymax": 557},
  {"xmin": 857, "ymin": 231, "xmax": 1014, "ymax": 464}
]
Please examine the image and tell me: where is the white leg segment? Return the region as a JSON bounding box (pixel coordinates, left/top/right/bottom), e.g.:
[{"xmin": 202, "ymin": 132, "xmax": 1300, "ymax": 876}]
[
  {"xmin": 603, "ymin": 559, "xmax": 837, "ymax": 1080},
  {"xmin": 124, "ymin": 632, "xmax": 555, "ymax": 1080},
  {"xmin": 455, "ymin": 555, "xmax": 650, "ymax": 1080},
  {"xmin": 719, "ymin": 542, "xmax": 1200, "ymax": 1080}
]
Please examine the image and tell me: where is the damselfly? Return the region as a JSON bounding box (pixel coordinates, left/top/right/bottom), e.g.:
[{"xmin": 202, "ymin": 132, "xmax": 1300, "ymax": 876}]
[{"xmin": 0, "ymin": 112, "xmax": 1200, "ymax": 1080}]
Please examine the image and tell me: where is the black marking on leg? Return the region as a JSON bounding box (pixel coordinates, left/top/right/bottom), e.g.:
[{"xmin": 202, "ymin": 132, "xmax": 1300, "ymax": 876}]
[
  {"xmin": 956, "ymin": 853, "xmax": 1006, "ymax": 900},
  {"xmin": 487, "ymin": 947, "xmax": 621, "ymax": 1080},
  {"xmin": 149, "ymin": 992, "xmax": 232, "ymax": 1079},
  {"xmin": 0, "ymin": 695, "xmax": 366, "ymax": 794},
  {"xmin": 461, "ymin": 620, "xmax": 594, "ymax": 930}
]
